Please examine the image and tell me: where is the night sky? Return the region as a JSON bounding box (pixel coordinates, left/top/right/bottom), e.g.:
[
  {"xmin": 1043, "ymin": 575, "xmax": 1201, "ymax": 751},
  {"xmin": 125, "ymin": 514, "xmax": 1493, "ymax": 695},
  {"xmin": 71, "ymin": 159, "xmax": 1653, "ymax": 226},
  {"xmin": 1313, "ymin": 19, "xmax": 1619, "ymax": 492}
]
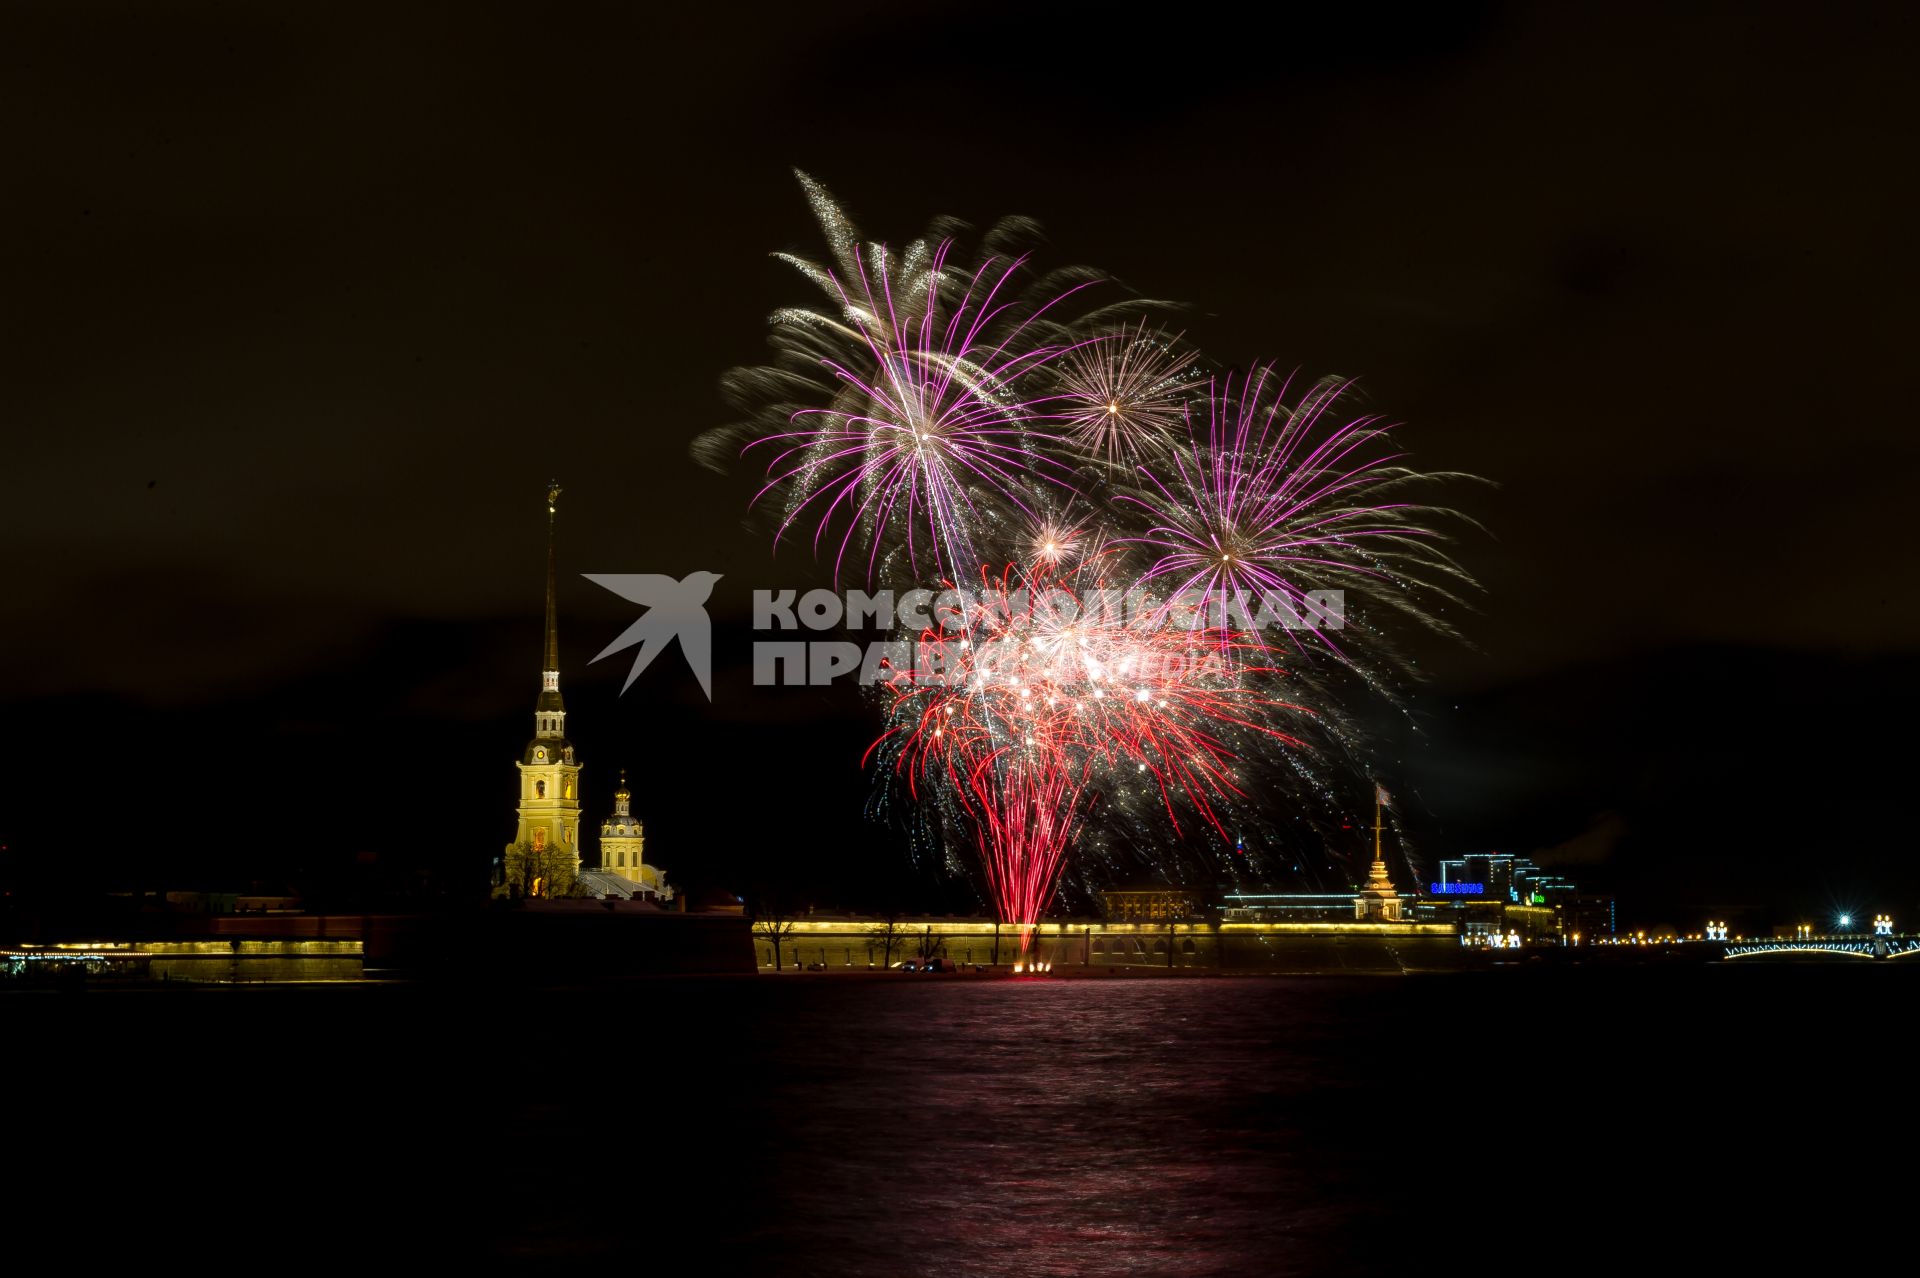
[{"xmin": 2, "ymin": 2, "xmax": 1914, "ymax": 925}]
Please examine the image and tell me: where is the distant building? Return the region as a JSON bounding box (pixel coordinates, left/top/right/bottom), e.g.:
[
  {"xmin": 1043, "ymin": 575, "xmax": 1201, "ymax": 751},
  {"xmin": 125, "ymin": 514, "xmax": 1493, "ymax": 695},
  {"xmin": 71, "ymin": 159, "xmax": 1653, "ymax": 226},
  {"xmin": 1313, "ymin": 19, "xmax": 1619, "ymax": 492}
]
[
  {"xmin": 1100, "ymin": 888, "xmax": 1201, "ymax": 922},
  {"xmin": 1412, "ymin": 888, "xmax": 1613, "ymax": 945},
  {"xmin": 501, "ymin": 483, "xmax": 583, "ymax": 897},
  {"xmin": 1433, "ymin": 853, "xmax": 1575, "ymax": 905},
  {"xmin": 751, "ymin": 916, "xmax": 1461, "ymax": 972},
  {"xmin": 1222, "ymin": 892, "xmax": 1417, "ymax": 922},
  {"xmin": 1408, "ymin": 896, "xmax": 1509, "ymax": 939},
  {"xmin": 1556, "ymin": 894, "xmax": 1617, "ymax": 942},
  {"xmin": 1218, "ymin": 795, "xmax": 1419, "ymax": 924},
  {"xmin": 1424, "ymin": 853, "xmax": 1612, "ymax": 944},
  {"xmin": 495, "ymin": 484, "xmax": 671, "ymax": 904},
  {"xmin": 594, "ymin": 770, "xmax": 670, "ymax": 902}
]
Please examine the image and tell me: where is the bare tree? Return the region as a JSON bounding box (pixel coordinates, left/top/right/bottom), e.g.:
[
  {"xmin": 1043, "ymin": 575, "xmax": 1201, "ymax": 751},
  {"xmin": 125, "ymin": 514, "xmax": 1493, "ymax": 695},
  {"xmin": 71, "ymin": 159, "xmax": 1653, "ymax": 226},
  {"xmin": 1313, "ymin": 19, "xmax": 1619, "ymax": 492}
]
[
  {"xmin": 867, "ymin": 910, "xmax": 912, "ymax": 968},
  {"xmin": 754, "ymin": 911, "xmax": 799, "ymax": 971}
]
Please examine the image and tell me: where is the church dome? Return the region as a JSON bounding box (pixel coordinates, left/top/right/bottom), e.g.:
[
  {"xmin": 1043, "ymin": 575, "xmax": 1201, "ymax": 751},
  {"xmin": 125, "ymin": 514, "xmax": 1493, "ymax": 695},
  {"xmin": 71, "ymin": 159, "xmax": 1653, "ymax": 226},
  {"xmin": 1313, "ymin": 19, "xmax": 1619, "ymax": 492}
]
[
  {"xmin": 602, "ymin": 767, "xmax": 640, "ymax": 835},
  {"xmin": 524, "ymin": 738, "xmax": 575, "ymax": 766}
]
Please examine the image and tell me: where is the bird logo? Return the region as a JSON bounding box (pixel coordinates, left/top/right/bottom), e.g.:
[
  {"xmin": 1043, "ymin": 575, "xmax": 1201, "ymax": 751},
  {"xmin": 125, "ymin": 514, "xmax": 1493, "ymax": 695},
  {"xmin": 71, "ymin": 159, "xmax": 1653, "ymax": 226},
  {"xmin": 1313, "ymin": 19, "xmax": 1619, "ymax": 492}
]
[{"xmin": 585, "ymin": 571, "xmax": 723, "ymax": 700}]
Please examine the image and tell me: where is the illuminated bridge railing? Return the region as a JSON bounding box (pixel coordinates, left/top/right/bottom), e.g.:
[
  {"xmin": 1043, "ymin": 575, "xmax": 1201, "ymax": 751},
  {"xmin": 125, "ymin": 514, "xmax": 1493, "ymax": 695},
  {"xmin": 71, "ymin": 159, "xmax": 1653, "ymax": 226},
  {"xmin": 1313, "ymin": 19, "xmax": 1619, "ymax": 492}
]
[{"xmin": 1722, "ymin": 938, "xmax": 1891, "ymax": 960}]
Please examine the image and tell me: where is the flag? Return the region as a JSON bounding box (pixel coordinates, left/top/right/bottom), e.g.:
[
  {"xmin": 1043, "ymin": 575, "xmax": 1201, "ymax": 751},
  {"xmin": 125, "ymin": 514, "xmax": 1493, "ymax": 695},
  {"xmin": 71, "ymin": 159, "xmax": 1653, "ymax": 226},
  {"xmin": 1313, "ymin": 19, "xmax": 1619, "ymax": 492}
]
[{"xmin": 1374, "ymin": 784, "xmax": 1391, "ymax": 807}]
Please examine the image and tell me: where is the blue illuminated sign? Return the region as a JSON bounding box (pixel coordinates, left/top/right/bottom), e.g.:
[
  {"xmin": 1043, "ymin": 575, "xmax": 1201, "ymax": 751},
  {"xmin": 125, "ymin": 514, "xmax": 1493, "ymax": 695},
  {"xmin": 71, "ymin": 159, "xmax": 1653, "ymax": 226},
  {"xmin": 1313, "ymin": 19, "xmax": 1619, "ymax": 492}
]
[{"xmin": 1430, "ymin": 882, "xmax": 1485, "ymax": 896}]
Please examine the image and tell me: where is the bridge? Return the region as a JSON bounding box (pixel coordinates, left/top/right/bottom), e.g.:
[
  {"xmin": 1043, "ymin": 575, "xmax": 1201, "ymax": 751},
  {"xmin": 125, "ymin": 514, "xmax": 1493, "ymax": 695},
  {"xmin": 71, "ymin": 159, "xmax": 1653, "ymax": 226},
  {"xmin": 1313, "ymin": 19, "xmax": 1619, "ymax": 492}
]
[{"xmin": 1721, "ymin": 935, "xmax": 1920, "ymax": 960}]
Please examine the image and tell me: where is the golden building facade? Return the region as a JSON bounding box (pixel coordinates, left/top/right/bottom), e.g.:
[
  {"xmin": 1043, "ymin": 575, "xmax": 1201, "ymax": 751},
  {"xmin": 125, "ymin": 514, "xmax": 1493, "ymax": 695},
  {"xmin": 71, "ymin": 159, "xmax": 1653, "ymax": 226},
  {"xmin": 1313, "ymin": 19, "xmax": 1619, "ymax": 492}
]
[{"xmin": 599, "ymin": 769, "xmax": 669, "ymax": 900}]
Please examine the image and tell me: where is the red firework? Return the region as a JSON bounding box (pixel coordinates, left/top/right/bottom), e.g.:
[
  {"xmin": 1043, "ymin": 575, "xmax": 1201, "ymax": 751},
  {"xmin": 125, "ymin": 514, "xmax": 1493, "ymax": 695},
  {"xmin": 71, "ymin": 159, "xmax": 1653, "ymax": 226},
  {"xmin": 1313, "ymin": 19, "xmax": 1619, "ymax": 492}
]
[
  {"xmin": 966, "ymin": 758, "xmax": 1083, "ymax": 956},
  {"xmin": 870, "ymin": 556, "xmax": 1312, "ymax": 941}
]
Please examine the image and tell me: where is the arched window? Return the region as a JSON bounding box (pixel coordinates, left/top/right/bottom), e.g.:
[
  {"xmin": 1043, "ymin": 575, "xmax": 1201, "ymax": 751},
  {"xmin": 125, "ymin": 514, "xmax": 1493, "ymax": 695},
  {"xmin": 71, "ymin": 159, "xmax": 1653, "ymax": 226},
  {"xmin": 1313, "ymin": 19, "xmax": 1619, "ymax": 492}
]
[
  {"xmin": 1091, "ymin": 939, "xmax": 1105, "ymax": 954},
  {"xmin": 535, "ymin": 779, "xmax": 547, "ymax": 798},
  {"xmin": 1181, "ymin": 939, "xmax": 1197, "ymax": 955}
]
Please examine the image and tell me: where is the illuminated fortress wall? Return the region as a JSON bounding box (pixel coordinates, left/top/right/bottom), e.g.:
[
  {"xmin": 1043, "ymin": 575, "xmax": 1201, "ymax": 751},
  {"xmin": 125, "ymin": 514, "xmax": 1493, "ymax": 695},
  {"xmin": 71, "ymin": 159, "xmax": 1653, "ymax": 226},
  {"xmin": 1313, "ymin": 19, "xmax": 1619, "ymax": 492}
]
[
  {"xmin": 759, "ymin": 919, "xmax": 1463, "ymax": 972},
  {"xmin": 143, "ymin": 940, "xmax": 363, "ymax": 982}
]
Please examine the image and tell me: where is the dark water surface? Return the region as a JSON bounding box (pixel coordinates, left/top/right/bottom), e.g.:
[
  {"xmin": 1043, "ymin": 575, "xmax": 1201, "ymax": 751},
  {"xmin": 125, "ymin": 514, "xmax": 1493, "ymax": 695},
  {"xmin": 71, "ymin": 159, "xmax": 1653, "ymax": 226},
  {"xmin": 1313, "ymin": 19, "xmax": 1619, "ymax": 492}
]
[{"xmin": 12, "ymin": 967, "xmax": 1909, "ymax": 1271}]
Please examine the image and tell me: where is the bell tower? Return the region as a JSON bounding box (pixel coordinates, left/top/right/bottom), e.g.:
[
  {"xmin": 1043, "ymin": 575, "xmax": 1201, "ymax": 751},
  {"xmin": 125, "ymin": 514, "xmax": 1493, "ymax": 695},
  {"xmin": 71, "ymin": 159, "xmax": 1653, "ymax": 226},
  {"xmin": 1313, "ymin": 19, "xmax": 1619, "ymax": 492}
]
[
  {"xmin": 502, "ymin": 481, "xmax": 582, "ymax": 897},
  {"xmin": 598, "ymin": 769, "xmax": 672, "ymax": 901}
]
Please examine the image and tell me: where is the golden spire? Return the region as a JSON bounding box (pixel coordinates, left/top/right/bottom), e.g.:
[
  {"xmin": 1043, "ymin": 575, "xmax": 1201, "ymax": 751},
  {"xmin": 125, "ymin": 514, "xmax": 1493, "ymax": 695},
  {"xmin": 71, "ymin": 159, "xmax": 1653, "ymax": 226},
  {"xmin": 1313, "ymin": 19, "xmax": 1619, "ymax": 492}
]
[
  {"xmin": 533, "ymin": 480, "xmax": 567, "ymax": 738},
  {"xmin": 543, "ymin": 480, "xmax": 561, "ymax": 680},
  {"xmin": 1358, "ymin": 784, "xmax": 1400, "ymax": 920}
]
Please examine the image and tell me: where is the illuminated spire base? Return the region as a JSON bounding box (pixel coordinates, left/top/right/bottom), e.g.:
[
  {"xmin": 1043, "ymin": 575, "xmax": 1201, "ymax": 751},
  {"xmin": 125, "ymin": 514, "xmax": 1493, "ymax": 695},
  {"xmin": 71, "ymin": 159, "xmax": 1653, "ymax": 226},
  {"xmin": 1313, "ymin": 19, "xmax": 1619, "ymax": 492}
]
[
  {"xmin": 1355, "ymin": 794, "xmax": 1404, "ymax": 922},
  {"xmin": 1355, "ymin": 856, "xmax": 1404, "ymax": 922}
]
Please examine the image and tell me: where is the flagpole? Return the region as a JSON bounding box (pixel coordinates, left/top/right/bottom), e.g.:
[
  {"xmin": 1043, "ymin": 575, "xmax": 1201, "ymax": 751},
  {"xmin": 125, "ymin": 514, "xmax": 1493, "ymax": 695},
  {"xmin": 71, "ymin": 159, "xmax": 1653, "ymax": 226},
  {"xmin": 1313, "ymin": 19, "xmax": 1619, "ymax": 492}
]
[{"xmin": 1359, "ymin": 785, "xmax": 1401, "ymax": 922}]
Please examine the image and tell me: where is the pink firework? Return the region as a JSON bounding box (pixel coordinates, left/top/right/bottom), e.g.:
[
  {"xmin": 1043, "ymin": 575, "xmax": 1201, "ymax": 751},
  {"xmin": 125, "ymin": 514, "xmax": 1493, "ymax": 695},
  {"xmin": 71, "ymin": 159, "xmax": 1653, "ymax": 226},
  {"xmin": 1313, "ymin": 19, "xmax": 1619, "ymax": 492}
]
[
  {"xmin": 744, "ymin": 239, "xmax": 1093, "ymax": 584},
  {"xmin": 709, "ymin": 176, "xmax": 1480, "ymax": 947},
  {"xmin": 1053, "ymin": 319, "xmax": 1200, "ymax": 467},
  {"xmin": 1124, "ymin": 367, "xmax": 1468, "ymax": 658}
]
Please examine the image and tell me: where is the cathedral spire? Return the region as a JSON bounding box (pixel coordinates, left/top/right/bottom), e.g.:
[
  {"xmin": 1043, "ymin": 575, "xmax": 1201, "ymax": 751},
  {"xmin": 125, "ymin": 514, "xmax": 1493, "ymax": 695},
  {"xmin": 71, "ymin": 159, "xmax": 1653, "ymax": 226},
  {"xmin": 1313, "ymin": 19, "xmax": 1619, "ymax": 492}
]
[
  {"xmin": 544, "ymin": 479, "xmax": 561, "ymax": 683},
  {"xmin": 535, "ymin": 481, "xmax": 566, "ymax": 739},
  {"xmin": 1356, "ymin": 784, "xmax": 1403, "ymax": 921}
]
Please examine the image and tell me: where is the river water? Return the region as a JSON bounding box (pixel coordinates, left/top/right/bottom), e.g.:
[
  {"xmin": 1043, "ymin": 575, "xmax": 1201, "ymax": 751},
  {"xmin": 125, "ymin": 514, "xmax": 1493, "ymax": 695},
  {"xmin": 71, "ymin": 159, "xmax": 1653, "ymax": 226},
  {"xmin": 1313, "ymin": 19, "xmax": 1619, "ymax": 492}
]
[{"xmin": 12, "ymin": 966, "xmax": 1907, "ymax": 1271}]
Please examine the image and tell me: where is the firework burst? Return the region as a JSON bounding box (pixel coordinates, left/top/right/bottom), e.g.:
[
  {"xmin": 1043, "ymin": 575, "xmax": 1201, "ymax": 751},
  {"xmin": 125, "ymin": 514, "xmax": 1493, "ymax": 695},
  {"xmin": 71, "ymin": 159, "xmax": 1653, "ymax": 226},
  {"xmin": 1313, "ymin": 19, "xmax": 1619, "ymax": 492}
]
[
  {"xmin": 1022, "ymin": 510, "xmax": 1087, "ymax": 570},
  {"xmin": 868, "ymin": 559, "xmax": 1315, "ymax": 934},
  {"xmin": 712, "ymin": 174, "xmax": 1115, "ymax": 583},
  {"xmin": 1053, "ymin": 319, "xmax": 1201, "ymax": 468},
  {"xmin": 705, "ymin": 174, "xmax": 1479, "ymax": 943},
  {"xmin": 1124, "ymin": 367, "xmax": 1477, "ymax": 663}
]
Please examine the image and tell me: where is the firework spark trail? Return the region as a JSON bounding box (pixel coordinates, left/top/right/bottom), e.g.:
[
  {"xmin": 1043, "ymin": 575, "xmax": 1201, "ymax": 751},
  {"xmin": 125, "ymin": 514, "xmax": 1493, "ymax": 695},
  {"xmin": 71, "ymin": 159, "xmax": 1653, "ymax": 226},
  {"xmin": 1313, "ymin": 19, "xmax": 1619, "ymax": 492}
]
[
  {"xmin": 1122, "ymin": 367, "xmax": 1476, "ymax": 666},
  {"xmin": 866, "ymin": 560, "xmax": 1317, "ymax": 936},
  {"xmin": 1053, "ymin": 319, "xmax": 1201, "ymax": 468},
  {"xmin": 737, "ymin": 202, "xmax": 1104, "ymax": 584},
  {"xmin": 894, "ymin": 568, "xmax": 1309, "ymax": 828},
  {"xmin": 1022, "ymin": 509, "xmax": 1086, "ymax": 570},
  {"xmin": 706, "ymin": 174, "xmax": 1479, "ymax": 943},
  {"xmin": 967, "ymin": 760, "xmax": 1083, "ymax": 955}
]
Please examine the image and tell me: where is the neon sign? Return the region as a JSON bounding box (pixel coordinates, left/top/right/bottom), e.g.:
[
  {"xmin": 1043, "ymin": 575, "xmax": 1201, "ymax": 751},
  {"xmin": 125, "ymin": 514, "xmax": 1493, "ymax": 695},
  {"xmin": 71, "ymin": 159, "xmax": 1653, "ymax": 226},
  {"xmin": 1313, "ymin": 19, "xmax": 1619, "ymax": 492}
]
[{"xmin": 1430, "ymin": 883, "xmax": 1485, "ymax": 895}]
